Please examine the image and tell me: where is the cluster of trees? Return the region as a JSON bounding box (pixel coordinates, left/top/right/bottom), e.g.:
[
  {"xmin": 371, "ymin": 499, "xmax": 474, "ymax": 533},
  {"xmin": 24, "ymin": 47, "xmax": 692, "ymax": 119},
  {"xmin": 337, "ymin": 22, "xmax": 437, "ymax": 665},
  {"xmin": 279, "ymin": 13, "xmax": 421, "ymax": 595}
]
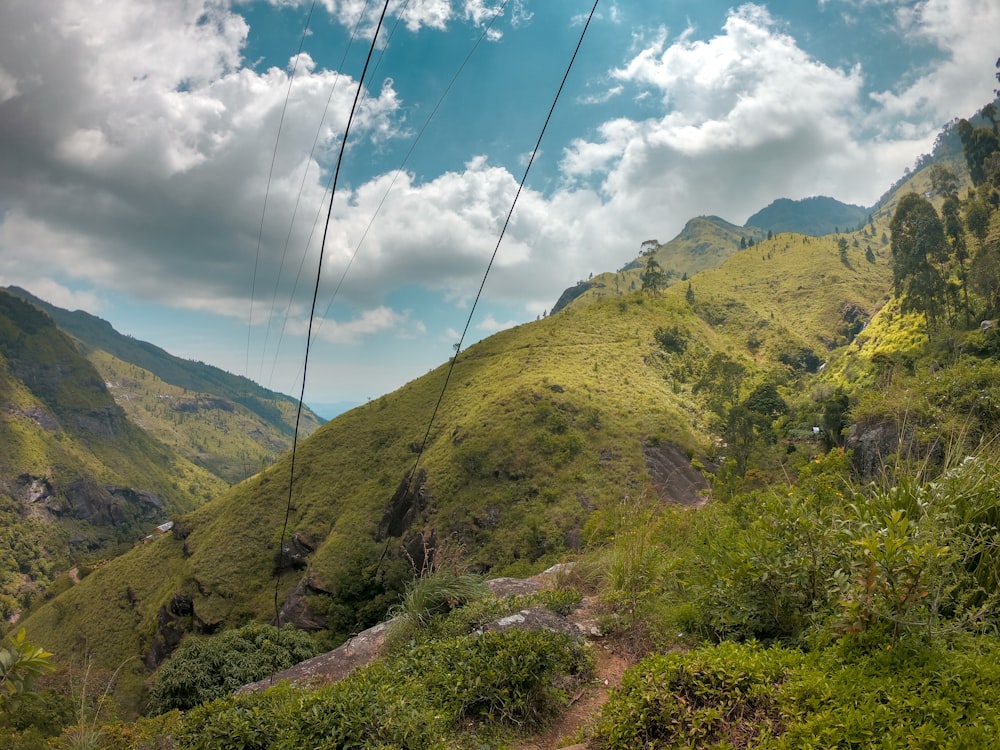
[{"xmin": 890, "ymin": 98, "xmax": 1000, "ymax": 329}]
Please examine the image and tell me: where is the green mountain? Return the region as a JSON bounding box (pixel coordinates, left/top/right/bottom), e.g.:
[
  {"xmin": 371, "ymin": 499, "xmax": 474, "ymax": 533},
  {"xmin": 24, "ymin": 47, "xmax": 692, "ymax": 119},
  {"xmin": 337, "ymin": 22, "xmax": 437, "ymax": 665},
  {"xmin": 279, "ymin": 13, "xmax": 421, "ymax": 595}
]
[
  {"xmin": 551, "ymin": 216, "xmax": 766, "ymax": 313},
  {"xmin": 0, "ymin": 290, "xmax": 226, "ymax": 620},
  {"xmin": 15, "ymin": 200, "xmax": 897, "ymax": 695},
  {"xmin": 4, "ymin": 287, "xmax": 323, "ymax": 484},
  {"xmin": 744, "ymin": 195, "xmax": 869, "ymax": 236}
]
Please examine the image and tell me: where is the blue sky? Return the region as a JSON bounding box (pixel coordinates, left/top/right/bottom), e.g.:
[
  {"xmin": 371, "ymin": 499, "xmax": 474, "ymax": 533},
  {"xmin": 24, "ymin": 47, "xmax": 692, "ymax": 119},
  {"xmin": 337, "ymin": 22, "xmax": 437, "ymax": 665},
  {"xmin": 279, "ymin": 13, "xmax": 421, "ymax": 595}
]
[{"xmin": 0, "ymin": 1, "xmax": 997, "ymax": 416}]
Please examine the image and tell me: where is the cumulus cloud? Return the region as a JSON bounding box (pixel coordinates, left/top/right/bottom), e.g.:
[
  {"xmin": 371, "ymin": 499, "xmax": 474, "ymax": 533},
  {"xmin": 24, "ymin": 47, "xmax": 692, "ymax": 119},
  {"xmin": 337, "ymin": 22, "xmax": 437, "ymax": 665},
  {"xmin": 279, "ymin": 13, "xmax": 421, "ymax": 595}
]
[
  {"xmin": 0, "ymin": 0, "xmax": 401, "ymax": 321},
  {"xmin": 560, "ymin": 3, "xmax": 902, "ymax": 227},
  {"xmin": 870, "ymin": 0, "xmax": 1000, "ymax": 131},
  {"xmin": 267, "ymin": 0, "xmax": 512, "ymax": 37},
  {"xmin": 313, "ymin": 305, "xmax": 425, "ymax": 344}
]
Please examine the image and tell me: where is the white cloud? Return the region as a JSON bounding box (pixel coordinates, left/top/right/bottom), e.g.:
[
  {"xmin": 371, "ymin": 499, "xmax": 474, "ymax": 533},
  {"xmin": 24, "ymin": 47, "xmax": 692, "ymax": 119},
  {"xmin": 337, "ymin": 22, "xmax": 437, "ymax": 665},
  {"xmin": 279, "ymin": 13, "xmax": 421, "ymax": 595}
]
[
  {"xmin": 314, "ymin": 305, "xmax": 424, "ymax": 344},
  {"xmin": 268, "ymin": 0, "xmax": 510, "ymax": 36},
  {"xmin": 0, "ymin": 0, "xmax": 402, "ymax": 319},
  {"xmin": 869, "ymin": 0, "xmax": 1000, "ymax": 131},
  {"xmin": 0, "ymin": 66, "xmax": 19, "ymax": 103},
  {"xmin": 578, "ymin": 85, "xmax": 624, "ymax": 105},
  {"xmin": 476, "ymin": 313, "xmax": 518, "ymax": 332}
]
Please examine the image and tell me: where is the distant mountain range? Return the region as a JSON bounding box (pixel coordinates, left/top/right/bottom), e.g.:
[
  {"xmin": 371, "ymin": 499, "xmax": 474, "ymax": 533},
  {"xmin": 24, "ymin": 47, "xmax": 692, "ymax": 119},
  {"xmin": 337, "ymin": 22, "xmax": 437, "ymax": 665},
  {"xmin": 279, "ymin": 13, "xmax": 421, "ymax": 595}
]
[
  {"xmin": 552, "ymin": 196, "xmax": 872, "ymax": 314},
  {"xmin": 744, "ymin": 196, "xmax": 870, "ymax": 236},
  {"xmin": 5, "ymin": 287, "xmax": 323, "ymax": 483}
]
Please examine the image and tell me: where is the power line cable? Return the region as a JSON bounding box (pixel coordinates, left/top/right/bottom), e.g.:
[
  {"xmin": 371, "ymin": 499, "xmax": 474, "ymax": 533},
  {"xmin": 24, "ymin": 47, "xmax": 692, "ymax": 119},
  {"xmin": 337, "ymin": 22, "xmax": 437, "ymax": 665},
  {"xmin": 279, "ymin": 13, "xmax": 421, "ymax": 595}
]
[
  {"xmin": 401, "ymin": 0, "xmax": 602, "ymax": 493},
  {"xmin": 313, "ymin": 0, "xmax": 509, "ymax": 338},
  {"xmin": 274, "ymin": 0, "xmax": 394, "ymax": 626},
  {"xmin": 259, "ymin": 0, "xmax": 374, "ymax": 389},
  {"xmin": 247, "ymin": 0, "xmax": 318, "ymax": 386},
  {"xmin": 269, "ymin": 0, "xmax": 509, "ymax": 394},
  {"xmin": 240, "ymin": 0, "xmax": 318, "ymax": 479}
]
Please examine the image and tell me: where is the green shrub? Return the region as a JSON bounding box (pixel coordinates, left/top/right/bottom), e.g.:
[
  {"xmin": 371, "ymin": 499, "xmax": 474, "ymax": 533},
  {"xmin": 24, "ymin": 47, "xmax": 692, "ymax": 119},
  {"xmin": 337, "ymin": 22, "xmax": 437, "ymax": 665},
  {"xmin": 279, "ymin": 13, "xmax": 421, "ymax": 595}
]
[
  {"xmin": 175, "ymin": 628, "xmax": 591, "ymax": 749},
  {"xmin": 590, "ymin": 641, "xmax": 795, "ymax": 749},
  {"xmin": 591, "ymin": 637, "xmax": 1000, "ymax": 749},
  {"xmin": 145, "ymin": 624, "xmax": 317, "ymax": 715},
  {"xmin": 385, "ymin": 572, "xmax": 488, "ymax": 645}
]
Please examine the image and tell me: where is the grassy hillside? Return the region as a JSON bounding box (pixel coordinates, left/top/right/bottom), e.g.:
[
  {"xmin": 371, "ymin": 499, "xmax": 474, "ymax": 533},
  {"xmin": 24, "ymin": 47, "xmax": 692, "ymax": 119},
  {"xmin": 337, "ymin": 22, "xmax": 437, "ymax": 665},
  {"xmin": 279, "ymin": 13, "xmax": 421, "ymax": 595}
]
[
  {"xmin": 14, "ymin": 197, "xmax": 904, "ymax": 710},
  {"xmin": 551, "ymin": 216, "xmax": 767, "ymax": 313},
  {"xmin": 5, "ymin": 287, "xmax": 322, "ymax": 484},
  {"xmin": 0, "ymin": 291, "xmax": 226, "ymax": 622},
  {"xmin": 87, "ymin": 350, "xmax": 309, "ymax": 483}
]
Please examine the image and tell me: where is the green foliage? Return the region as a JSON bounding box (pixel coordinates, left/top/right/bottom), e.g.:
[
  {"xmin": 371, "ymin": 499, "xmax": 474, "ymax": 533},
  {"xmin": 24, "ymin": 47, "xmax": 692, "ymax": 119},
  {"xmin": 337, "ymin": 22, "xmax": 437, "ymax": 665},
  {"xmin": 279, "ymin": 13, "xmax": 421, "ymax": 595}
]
[
  {"xmin": 146, "ymin": 624, "xmax": 317, "ymax": 715},
  {"xmin": 958, "ymin": 117, "xmax": 1000, "ymax": 185},
  {"xmin": 591, "ymin": 637, "xmax": 1000, "ymax": 749},
  {"xmin": 0, "ymin": 629, "xmax": 53, "ymax": 696},
  {"xmin": 175, "ymin": 628, "xmax": 591, "ymax": 749},
  {"xmin": 890, "ymin": 193, "xmax": 948, "ymax": 326},
  {"xmin": 640, "ymin": 256, "xmax": 666, "ymax": 293},
  {"xmin": 690, "ymin": 451, "xmax": 851, "ymax": 642},
  {"xmin": 385, "ymin": 572, "xmax": 488, "ymax": 644},
  {"xmin": 590, "ymin": 641, "xmax": 793, "ymax": 749}
]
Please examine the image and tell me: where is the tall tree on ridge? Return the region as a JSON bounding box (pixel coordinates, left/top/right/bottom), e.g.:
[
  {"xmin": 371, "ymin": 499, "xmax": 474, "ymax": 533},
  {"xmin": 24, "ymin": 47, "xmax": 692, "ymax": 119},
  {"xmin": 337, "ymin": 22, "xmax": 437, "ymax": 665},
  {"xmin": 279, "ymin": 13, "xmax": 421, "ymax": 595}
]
[{"xmin": 890, "ymin": 193, "xmax": 949, "ymax": 328}]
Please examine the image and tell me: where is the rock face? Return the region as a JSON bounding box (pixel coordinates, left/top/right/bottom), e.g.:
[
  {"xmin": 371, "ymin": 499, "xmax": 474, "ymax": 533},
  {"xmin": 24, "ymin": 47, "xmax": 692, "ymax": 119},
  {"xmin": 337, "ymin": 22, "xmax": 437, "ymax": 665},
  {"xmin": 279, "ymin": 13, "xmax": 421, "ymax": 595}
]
[
  {"xmin": 277, "ymin": 574, "xmax": 331, "ymax": 631},
  {"xmin": 642, "ymin": 441, "xmax": 710, "ymax": 506},
  {"xmin": 847, "ymin": 421, "xmax": 898, "ymax": 478},
  {"xmin": 145, "ymin": 591, "xmax": 223, "ymax": 669}
]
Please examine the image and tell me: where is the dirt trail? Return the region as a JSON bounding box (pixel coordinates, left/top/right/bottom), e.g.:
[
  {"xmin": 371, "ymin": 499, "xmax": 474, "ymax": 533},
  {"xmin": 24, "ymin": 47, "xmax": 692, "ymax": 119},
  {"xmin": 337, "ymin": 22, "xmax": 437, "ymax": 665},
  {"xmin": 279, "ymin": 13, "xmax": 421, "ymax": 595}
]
[{"xmin": 513, "ymin": 643, "xmax": 631, "ymax": 750}]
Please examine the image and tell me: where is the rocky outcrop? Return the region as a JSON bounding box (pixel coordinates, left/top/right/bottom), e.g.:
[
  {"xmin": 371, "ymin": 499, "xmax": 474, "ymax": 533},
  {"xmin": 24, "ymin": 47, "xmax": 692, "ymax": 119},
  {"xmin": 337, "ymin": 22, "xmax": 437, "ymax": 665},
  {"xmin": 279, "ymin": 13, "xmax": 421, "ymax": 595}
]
[
  {"xmin": 144, "ymin": 591, "xmax": 223, "ymax": 669},
  {"xmin": 643, "ymin": 441, "xmax": 710, "ymax": 506},
  {"xmin": 277, "ymin": 574, "xmax": 331, "ymax": 631},
  {"xmin": 241, "ymin": 565, "xmax": 593, "ymax": 695},
  {"xmin": 274, "ymin": 533, "xmax": 315, "ymax": 573}
]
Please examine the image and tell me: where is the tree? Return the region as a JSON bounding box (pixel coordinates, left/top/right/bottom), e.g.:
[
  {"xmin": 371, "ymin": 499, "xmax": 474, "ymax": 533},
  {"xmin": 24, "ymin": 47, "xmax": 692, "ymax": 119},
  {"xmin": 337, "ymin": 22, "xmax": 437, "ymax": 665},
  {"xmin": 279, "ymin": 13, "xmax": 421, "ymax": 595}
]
[
  {"xmin": 640, "ymin": 256, "xmax": 666, "ymax": 293},
  {"xmin": 890, "ymin": 193, "xmax": 949, "ymax": 327},
  {"xmin": 695, "ymin": 353, "xmax": 747, "ymax": 418},
  {"xmin": 928, "ymin": 164, "xmax": 959, "ymax": 197},
  {"xmin": 967, "ymin": 199, "xmax": 991, "ymax": 246},
  {"xmin": 685, "ymin": 282, "xmax": 695, "ymax": 305},
  {"xmin": 724, "ymin": 405, "xmax": 757, "ymax": 475},
  {"xmin": 942, "ymin": 194, "xmax": 971, "ymax": 326},
  {"xmin": 838, "ymin": 237, "xmax": 849, "ymax": 265},
  {"xmin": 821, "ymin": 390, "xmax": 850, "ymax": 449},
  {"xmin": 958, "ymin": 118, "xmax": 1000, "ymax": 185}
]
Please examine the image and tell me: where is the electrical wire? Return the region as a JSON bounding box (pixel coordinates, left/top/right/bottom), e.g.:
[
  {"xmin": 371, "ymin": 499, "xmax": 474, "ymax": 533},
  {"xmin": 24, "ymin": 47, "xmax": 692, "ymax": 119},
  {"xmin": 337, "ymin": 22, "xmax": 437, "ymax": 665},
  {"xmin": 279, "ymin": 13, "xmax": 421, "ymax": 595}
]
[
  {"xmin": 400, "ymin": 0, "xmax": 602, "ymax": 493},
  {"xmin": 274, "ymin": 0, "xmax": 394, "ymax": 626}
]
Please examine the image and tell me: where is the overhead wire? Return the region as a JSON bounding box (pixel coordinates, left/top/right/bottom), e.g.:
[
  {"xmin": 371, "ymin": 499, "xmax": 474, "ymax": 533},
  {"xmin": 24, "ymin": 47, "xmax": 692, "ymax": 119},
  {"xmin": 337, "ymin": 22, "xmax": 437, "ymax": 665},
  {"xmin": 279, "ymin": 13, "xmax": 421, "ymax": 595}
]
[
  {"xmin": 259, "ymin": 0, "xmax": 375, "ymax": 390},
  {"xmin": 274, "ymin": 0, "xmax": 394, "ymax": 626},
  {"xmin": 266, "ymin": 0, "xmax": 414, "ymax": 392},
  {"xmin": 400, "ymin": 0, "xmax": 603, "ymax": 495},
  {"xmin": 241, "ymin": 0, "xmax": 318, "ymax": 478},
  {"xmin": 268, "ymin": 0, "xmax": 508, "ymax": 394},
  {"xmin": 313, "ymin": 0, "xmax": 510, "ymax": 341},
  {"xmin": 247, "ymin": 0, "xmax": 319, "ymax": 388}
]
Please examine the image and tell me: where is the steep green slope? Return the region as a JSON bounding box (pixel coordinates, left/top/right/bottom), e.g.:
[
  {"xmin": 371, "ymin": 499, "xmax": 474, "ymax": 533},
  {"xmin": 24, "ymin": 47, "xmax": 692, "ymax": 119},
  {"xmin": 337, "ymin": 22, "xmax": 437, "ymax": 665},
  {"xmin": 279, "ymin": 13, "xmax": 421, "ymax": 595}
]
[
  {"xmin": 551, "ymin": 216, "xmax": 767, "ymax": 313},
  {"xmin": 745, "ymin": 195, "xmax": 869, "ymax": 236},
  {"xmin": 0, "ymin": 291, "xmax": 226, "ymax": 620},
  {"xmin": 17, "ymin": 208, "xmax": 899, "ymax": 691},
  {"xmin": 4, "ymin": 287, "xmax": 323, "ymax": 483}
]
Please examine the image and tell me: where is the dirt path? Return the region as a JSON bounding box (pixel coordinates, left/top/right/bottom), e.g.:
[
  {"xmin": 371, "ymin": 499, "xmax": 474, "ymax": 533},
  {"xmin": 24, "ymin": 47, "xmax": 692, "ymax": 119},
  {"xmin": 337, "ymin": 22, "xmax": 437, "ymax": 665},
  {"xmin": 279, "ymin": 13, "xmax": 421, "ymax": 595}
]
[{"xmin": 514, "ymin": 643, "xmax": 631, "ymax": 750}]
